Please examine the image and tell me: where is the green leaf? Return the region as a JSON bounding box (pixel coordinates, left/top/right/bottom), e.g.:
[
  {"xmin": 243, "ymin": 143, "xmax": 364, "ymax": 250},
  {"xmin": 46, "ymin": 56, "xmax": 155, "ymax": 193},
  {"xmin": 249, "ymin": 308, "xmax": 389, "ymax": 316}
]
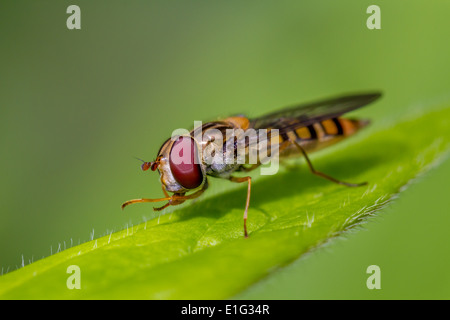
[{"xmin": 0, "ymin": 107, "xmax": 449, "ymax": 299}]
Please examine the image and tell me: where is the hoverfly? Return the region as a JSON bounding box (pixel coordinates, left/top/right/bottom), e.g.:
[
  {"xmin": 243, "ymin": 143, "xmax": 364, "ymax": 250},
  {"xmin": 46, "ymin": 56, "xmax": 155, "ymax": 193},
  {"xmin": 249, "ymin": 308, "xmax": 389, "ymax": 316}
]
[{"xmin": 122, "ymin": 92, "xmax": 381, "ymax": 237}]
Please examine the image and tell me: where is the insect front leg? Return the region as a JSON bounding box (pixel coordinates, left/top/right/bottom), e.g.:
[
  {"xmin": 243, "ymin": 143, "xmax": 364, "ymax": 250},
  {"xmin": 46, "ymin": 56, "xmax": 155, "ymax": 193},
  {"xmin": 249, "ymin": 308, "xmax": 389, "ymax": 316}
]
[
  {"xmin": 153, "ymin": 186, "xmax": 175, "ymax": 211},
  {"xmin": 154, "ymin": 180, "xmax": 210, "ymax": 211},
  {"xmin": 121, "ymin": 196, "xmax": 172, "ymax": 209},
  {"xmin": 122, "ymin": 182, "xmax": 208, "ymax": 211},
  {"xmin": 290, "ymin": 139, "xmax": 367, "ymax": 187},
  {"xmin": 161, "ymin": 185, "xmax": 170, "ymax": 197},
  {"xmin": 229, "ymin": 176, "xmax": 251, "ymax": 238},
  {"xmin": 153, "ymin": 196, "xmax": 186, "ymax": 211}
]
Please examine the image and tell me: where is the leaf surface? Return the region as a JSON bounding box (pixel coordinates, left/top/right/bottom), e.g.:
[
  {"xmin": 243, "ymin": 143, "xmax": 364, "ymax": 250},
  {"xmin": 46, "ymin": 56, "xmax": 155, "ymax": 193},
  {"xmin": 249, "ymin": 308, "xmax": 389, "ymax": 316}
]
[{"xmin": 0, "ymin": 107, "xmax": 449, "ymax": 299}]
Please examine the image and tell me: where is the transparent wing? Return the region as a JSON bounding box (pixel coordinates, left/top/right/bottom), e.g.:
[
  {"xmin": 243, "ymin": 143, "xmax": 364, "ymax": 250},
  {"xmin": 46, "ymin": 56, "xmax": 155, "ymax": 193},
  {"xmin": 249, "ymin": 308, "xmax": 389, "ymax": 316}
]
[{"xmin": 249, "ymin": 92, "xmax": 381, "ymax": 134}]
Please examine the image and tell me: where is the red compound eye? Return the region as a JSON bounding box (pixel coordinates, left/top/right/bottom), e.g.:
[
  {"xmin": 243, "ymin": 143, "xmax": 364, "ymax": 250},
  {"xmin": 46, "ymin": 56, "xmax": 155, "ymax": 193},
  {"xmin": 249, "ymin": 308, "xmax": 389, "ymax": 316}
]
[{"xmin": 169, "ymin": 136, "xmax": 203, "ymax": 189}]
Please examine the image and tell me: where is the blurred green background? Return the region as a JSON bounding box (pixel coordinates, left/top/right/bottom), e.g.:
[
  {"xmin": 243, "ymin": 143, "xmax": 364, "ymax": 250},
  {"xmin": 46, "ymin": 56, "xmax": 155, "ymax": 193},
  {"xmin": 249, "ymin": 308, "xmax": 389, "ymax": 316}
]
[{"xmin": 1, "ymin": 1, "xmax": 449, "ymax": 298}]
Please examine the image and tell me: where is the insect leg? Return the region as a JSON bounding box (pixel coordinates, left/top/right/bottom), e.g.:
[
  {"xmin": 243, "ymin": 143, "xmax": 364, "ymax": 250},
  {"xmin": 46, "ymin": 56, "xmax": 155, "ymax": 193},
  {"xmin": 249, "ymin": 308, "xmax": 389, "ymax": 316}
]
[
  {"xmin": 161, "ymin": 185, "xmax": 170, "ymax": 197},
  {"xmin": 153, "ymin": 202, "xmax": 171, "ymax": 211},
  {"xmin": 121, "ymin": 196, "xmax": 172, "ymax": 209},
  {"xmin": 152, "ymin": 186, "xmax": 172, "ymax": 210},
  {"xmin": 153, "ymin": 185, "xmax": 187, "ymax": 210},
  {"xmin": 291, "ymin": 139, "xmax": 367, "ymax": 187},
  {"xmin": 122, "ymin": 181, "xmax": 209, "ymax": 211},
  {"xmin": 172, "ymin": 180, "xmax": 209, "ymax": 201},
  {"xmin": 154, "ymin": 182, "xmax": 209, "ymax": 211},
  {"xmin": 229, "ymin": 176, "xmax": 251, "ymax": 238}
]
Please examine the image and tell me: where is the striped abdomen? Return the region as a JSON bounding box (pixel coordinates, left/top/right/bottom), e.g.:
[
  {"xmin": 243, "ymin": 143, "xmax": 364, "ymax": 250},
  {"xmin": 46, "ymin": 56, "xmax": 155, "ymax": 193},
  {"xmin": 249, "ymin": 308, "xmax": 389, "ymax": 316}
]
[{"xmin": 279, "ymin": 117, "xmax": 369, "ymax": 156}]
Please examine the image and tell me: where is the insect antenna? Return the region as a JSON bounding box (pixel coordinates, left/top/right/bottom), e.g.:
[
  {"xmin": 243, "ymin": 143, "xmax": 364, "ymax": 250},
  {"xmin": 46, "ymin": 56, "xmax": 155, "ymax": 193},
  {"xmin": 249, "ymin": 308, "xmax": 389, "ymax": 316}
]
[
  {"xmin": 133, "ymin": 156, "xmax": 158, "ymax": 171},
  {"xmin": 134, "ymin": 156, "xmax": 146, "ymax": 163}
]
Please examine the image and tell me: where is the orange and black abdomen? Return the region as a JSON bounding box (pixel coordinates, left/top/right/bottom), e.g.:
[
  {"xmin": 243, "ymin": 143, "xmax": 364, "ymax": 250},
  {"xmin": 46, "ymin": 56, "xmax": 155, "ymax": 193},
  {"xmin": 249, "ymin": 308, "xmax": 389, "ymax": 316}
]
[
  {"xmin": 280, "ymin": 117, "xmax": 369, "ymax": 155},
  {"xmin": 300, "ymin": 117, "xmax": 369, "ymax": 138}
]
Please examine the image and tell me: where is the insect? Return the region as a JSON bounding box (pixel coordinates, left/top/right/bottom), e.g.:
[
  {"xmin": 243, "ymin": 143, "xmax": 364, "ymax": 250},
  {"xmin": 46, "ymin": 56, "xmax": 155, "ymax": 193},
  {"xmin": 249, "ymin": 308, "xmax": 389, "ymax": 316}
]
[{"xmin": 122, "ymin": 92, "xmax": 382, "ymax": 237}]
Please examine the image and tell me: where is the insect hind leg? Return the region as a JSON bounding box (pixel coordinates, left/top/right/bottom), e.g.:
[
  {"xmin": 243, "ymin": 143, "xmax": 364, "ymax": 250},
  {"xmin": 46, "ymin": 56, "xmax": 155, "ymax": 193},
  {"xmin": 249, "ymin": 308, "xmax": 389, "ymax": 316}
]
[
  {"xmin": 229, "ymin": 176, "xmax": 251, "ymax": 238},
  {"xmin": 290, "ymin": 139, "xmax": 367, "ymax": 187}
]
